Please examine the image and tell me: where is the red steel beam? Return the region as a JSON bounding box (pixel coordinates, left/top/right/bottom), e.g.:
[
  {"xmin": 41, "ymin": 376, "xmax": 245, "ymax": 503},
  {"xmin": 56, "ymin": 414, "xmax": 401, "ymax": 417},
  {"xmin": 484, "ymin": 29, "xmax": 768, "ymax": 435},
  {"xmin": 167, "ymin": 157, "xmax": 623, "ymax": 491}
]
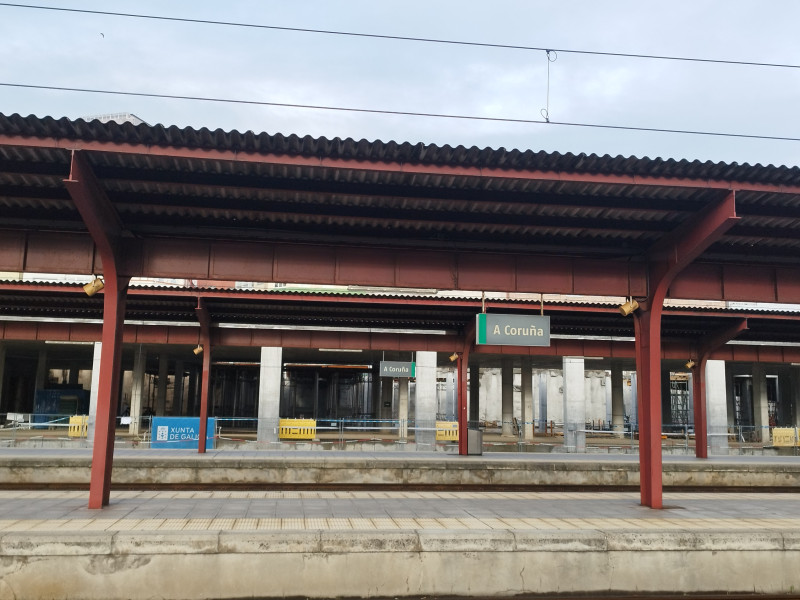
[
  {"xmin": 63, "ymin": 152, "xmax": 123, "ymax": 260},
  {"xmin": 5, "ymin": 134, "xmax": 800, "ymax": 195},
  {"xmin": 691, "ymin": 319, "xmax": 748, "ymax": 459},
  {"xmin": 635, "ymin": 191, "xmax": 739, "ymax": 510},
  {"xmin": 5, "ymin": 233, "xmax": 800, "ymax": 303},
  {"xmin": 8, "ymin": 319, "xmax": 800, "ymax": 362},
  {"xmin": 5, "ymin": 280, "xmax": 800, "ymax": 327}
]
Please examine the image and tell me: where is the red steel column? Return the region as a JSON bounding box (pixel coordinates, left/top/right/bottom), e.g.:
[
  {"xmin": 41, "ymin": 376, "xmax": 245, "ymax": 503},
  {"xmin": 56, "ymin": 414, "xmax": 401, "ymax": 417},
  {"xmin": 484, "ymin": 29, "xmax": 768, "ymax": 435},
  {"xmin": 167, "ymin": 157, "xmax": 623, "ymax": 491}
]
[
  {"xmin": 457, "ymin": 350, "xmax": 469, "ymax": 455},
  {"xmin": 196, "ymin": 299, "xmax": 211, "ymax": 453},
  {"xmin": 64, "ymin": 151, "xmax": 128, "ymax": 509},
  {"xmin": 88, "ymin": 275, "xmax": 128, "ymax": 508},
  {"xmin": 633, "ymin": 301, "xmax": 664, "ymax": 508},
  {"xmin": 198, "ymin": 344, "xmax": 211, "ymax": 453},
  {"xmin": 633, "ymin": 191, "xmax": 738, "ymax": 508},
  {"xmin": 457, "ymin": 321, "xmax": 475, "ymax": 456}
]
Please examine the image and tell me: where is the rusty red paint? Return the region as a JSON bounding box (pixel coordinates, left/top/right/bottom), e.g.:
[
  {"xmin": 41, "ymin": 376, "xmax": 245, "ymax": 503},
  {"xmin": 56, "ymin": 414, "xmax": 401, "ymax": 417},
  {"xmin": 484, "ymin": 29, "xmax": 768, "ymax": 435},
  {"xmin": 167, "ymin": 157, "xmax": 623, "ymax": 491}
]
[
  {"xmin": 274, "ymin": 246, "xmax": 337, "ymax": 284},
  {"xmin": 23, "ymin": 234, "xmax": 96, "ymax": 275},
  {"xmin": 457, "ymin": 254, "xmax": 517, "ymax": 291},
  {"xmin": 723, "ymin": 266, "xmax": 777, "ymax": 302}
]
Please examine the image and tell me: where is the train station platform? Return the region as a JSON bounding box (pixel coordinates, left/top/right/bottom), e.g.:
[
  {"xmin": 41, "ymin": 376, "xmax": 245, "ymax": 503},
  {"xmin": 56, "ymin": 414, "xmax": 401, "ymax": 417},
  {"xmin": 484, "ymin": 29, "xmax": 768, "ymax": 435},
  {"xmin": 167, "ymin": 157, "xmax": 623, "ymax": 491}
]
[{"xmin": 0, "ymin": 450, "xmax": 798, "ymax": 599}]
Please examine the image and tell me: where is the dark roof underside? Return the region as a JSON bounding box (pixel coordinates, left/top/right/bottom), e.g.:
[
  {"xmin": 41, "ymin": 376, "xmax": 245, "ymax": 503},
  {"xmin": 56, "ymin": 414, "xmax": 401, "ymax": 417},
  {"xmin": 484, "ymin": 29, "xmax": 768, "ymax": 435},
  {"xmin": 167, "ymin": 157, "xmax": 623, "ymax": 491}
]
[{"xmin": 1, "ymin": 112, "xmax": 799, "ymax": 264}]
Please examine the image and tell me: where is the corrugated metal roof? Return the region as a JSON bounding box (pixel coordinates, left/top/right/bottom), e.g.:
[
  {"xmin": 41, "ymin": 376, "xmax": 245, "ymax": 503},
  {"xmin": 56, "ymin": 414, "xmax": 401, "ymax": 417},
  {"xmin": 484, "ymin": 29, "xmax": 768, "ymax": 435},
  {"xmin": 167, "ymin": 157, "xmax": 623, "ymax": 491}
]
[
  {"xmin": 2, "ymin": 113, "xmax": 800, "ymax": 265},
  {"xmin": 2, "ymin": 112, "xmax": 800, "ymax": 183}
]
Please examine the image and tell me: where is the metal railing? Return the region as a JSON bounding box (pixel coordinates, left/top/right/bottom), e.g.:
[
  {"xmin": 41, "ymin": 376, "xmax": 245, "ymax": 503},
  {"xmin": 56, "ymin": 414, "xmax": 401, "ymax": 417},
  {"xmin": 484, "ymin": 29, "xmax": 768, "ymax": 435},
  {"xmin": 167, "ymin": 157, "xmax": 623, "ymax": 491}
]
[{"xmin": 1, "ymin": 413, "xmax": 796, "ymax": 455}]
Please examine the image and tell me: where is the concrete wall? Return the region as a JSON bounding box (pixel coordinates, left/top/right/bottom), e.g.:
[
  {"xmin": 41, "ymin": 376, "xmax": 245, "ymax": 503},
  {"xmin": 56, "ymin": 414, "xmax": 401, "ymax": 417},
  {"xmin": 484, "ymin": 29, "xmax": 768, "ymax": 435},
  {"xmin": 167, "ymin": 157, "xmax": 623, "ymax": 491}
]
[
  {"xmin": 4, "ymin": 454, "xmax": 800, "ymax": 488},
  {"xmin": 0, "ymin": 530, "xmax": 798, "ymax": 599},
  {"xmin": 584, "ymin": 370, "xmax": 608, "ymax": 424}
]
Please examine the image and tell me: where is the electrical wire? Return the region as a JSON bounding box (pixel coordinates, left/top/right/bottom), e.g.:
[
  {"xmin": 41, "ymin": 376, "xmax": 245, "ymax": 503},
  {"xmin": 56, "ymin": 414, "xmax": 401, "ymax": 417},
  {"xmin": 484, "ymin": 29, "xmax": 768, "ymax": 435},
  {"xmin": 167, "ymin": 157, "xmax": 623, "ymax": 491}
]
[
  {"xmin": 1, "ymin": 2, "xmax": 799, "ymax": 70},
  {"xmin": 3, "ymin": 81, "xmax": 799, "ymax": 143}
]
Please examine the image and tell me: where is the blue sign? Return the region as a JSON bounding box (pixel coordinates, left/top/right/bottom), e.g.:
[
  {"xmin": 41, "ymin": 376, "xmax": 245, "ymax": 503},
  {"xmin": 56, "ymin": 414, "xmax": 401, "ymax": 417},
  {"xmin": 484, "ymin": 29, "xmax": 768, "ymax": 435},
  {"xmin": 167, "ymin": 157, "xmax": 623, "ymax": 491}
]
[{"xmin": 151, "ymin": 417, "xmax": 216, "ymax": 449}]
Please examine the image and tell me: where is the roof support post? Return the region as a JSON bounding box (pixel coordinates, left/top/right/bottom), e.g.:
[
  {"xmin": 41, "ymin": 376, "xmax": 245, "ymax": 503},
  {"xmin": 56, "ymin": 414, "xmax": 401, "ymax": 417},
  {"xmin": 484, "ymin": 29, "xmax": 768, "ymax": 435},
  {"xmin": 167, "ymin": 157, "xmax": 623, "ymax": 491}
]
[
  {"xmin": 691, "ymin": 319, "xmax": 748, "ymax": 459},
  {"xmin": 195, "ymin": 298, "xmax": 211, "ymax": 454},
  {"xmin": 63, "ymin": 150, "xmax": 128, "ymax": 509},
  {"xmin": 457, "ymin": 321, "xmax": 475, "ymax": 456},
  {"xmin": 634, "ymin": 191, "xmax": 739, "ymax": 508},
  {"xmin": 632, "ymin": 304, "xmax": 663, "ymax": 507}
]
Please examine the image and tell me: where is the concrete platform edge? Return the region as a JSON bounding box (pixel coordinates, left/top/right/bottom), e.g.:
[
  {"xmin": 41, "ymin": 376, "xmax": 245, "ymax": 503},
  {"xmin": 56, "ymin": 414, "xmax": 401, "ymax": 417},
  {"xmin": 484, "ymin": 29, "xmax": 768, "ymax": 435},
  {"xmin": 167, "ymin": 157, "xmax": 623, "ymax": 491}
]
[
  {"xmin": 2, "ymin": 453, "xmax": 800, "ymax": 489},
  {"xmin": 1, "ymin": 529, "xmax": 799, "ymax": 599}
]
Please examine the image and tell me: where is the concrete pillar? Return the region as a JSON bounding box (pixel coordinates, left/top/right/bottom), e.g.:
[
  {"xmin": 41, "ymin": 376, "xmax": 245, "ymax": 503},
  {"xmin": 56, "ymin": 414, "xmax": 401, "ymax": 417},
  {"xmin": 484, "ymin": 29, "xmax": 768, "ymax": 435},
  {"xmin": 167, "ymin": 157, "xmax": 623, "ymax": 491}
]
[
  {"xmin": 538, "ymin": 371, "xmax": 548, "ymax": 433},
  {"xmin": 706, "ymin": 359, "xmax": 729, "ymax": 454},
  {"xmin": 521, "ymin": 357, "xmax": 534, "ymax": 439},
  {"xmin": 562, "ymin": 356, "xmax": 586, "ymax": 452},
  {"xmin": 725, "ymin": 368, "xmax": 736, "ymax": 429},
  {"xmin": 256, "ymin": 347, "xmax": 282, "ymax": 444},
  {"xmin": 68, "ymin": 365, "xmax": 80, "ymax": 386},
  {"xmin": 793, "ymin": 366, "xmax": 800, "ymax": 428},
  {"xmin": 611, "ymin": 361, "xmax": 625, "ymax": 437},
  {"xmin": 371, "ymin": 367, "xmax": 381, "ymax": 419},
  {"xmin": 501, "ymin": 359, "xmax": 514, "ymax": 437},
  {"xmin": 155, "ymin": 352, "xmax": 169, "ymax": 415},
  {"xmin": 34, "ymin": 348, "xmax": 48, "ymax": 394},
  {"xmin": 752, "ymin": 364, "xmax": 770, "ymax": 442},
  {"xmin": 380, "ymin": 376, "xmax": 393, "ymax": 431},
  {"xmin": 0, "ymin": 342, "xmax": 5, "ymax": 412},
  {"xmin": 630, "ymin": 372, "xmax": 639, "ymax": 434},
  {"xmin": 172, "ymin": 360, "xmax": 184, "ymax": 416},
  {"xmin": 87, "ymin": 342, "xmax": 102, "ymax": 442},
  {"xmin": 398, "ymin": 379, "xmax": 409, "ymax": 440},
  {"xmin": 128, "ymin": 345, "xmax": 146, "ymax": 436},
  {"xmin": 188, "ymin": 365, "xmax": 199, "ymax": 415},
  {"xmin": 469, "ymin": 364, "xmax": 480, "ymax": 425},
  {"xmin": 414, "ymin": 351, "xmax": 437, "ymax": 449}
]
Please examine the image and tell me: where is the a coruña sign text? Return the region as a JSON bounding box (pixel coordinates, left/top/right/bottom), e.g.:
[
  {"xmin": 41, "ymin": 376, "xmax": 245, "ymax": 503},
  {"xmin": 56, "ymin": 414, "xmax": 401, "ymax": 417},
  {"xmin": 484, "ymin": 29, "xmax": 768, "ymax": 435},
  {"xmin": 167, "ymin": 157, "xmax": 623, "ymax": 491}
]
[
  {"xmin": 379, "ymin": 361, "xmax": 416, "ymax": 378},
  {"xmin": 476, "ymin": 313, "xmax": 550, "ymax": 347}
]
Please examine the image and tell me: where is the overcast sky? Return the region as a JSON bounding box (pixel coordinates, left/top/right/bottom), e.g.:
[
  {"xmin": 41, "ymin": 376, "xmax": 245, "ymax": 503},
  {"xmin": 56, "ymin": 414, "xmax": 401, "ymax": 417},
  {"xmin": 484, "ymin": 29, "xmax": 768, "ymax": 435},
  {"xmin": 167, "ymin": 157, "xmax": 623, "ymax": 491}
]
[{"xmin": 2, "ymin": 1, "xmax": 800, "ymax": 167}]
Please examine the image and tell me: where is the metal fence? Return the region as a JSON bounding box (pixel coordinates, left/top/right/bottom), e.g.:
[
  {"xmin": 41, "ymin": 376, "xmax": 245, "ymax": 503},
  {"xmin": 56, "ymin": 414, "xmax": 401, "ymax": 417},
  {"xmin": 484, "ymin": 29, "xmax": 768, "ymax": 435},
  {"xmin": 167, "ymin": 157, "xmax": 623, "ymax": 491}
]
[{"xmin": 1, "ymin": 413, "xmax": 797, "ymax": 455}]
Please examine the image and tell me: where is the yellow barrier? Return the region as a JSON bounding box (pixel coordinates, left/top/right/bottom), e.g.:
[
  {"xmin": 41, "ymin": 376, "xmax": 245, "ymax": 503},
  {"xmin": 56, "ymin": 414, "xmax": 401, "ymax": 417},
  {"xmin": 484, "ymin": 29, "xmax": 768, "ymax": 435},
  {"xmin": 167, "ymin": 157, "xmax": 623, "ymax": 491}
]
[
  {"xmin": 436, "ymin": 421, "xmax": 459, "ymax": 441},
  {"xmin": 279, "ymin": 419, "xmax": 317, "ymax": 440},
  {"xmin": 772, "ymin": 427, "xmax": 799, "ymax": 447},
  {"xmin": 68, "ymin": 415, "xmax": 88, "ymax": 438}
]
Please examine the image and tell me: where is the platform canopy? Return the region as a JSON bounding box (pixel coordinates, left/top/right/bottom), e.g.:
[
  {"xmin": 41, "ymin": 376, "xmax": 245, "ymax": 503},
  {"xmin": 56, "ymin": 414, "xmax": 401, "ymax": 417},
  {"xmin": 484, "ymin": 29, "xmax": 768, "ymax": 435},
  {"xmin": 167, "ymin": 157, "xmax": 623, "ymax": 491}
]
[{"xmin": 1, "ymin": 113, "xmax": 800, "ymax": 303}]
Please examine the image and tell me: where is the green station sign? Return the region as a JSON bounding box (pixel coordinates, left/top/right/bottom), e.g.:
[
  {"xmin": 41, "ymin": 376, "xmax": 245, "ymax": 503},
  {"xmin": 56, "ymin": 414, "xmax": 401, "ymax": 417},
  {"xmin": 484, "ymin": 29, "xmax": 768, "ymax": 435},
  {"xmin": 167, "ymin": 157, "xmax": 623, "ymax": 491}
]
[
  {"xmin": 379, "ymin": 361, "xmax": 416, "ymax": 378},
  {"xmin": 476, "ymin": 313, "xmax": 551, "ymax": 347}
]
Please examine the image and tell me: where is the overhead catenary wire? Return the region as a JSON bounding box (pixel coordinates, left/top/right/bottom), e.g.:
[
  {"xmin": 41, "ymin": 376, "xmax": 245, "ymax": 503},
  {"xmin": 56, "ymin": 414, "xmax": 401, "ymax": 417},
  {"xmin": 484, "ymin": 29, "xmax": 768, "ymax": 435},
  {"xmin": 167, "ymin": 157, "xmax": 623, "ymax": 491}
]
[
  {"xmin": 3, "ymin": 81, "xmax": 800, "ymax": 144},
  {"xmin": 1, "ymin": 2, "xmax": 800, "ymax": 70}
]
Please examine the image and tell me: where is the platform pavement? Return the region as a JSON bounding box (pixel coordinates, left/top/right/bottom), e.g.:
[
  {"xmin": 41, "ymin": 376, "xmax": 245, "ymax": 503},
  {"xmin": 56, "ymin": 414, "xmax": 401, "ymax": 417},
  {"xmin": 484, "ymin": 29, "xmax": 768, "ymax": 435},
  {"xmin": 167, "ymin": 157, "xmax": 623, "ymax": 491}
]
[{"xmin": 0, "ymin": 488, "xmax": 798, "ymax": 533}]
